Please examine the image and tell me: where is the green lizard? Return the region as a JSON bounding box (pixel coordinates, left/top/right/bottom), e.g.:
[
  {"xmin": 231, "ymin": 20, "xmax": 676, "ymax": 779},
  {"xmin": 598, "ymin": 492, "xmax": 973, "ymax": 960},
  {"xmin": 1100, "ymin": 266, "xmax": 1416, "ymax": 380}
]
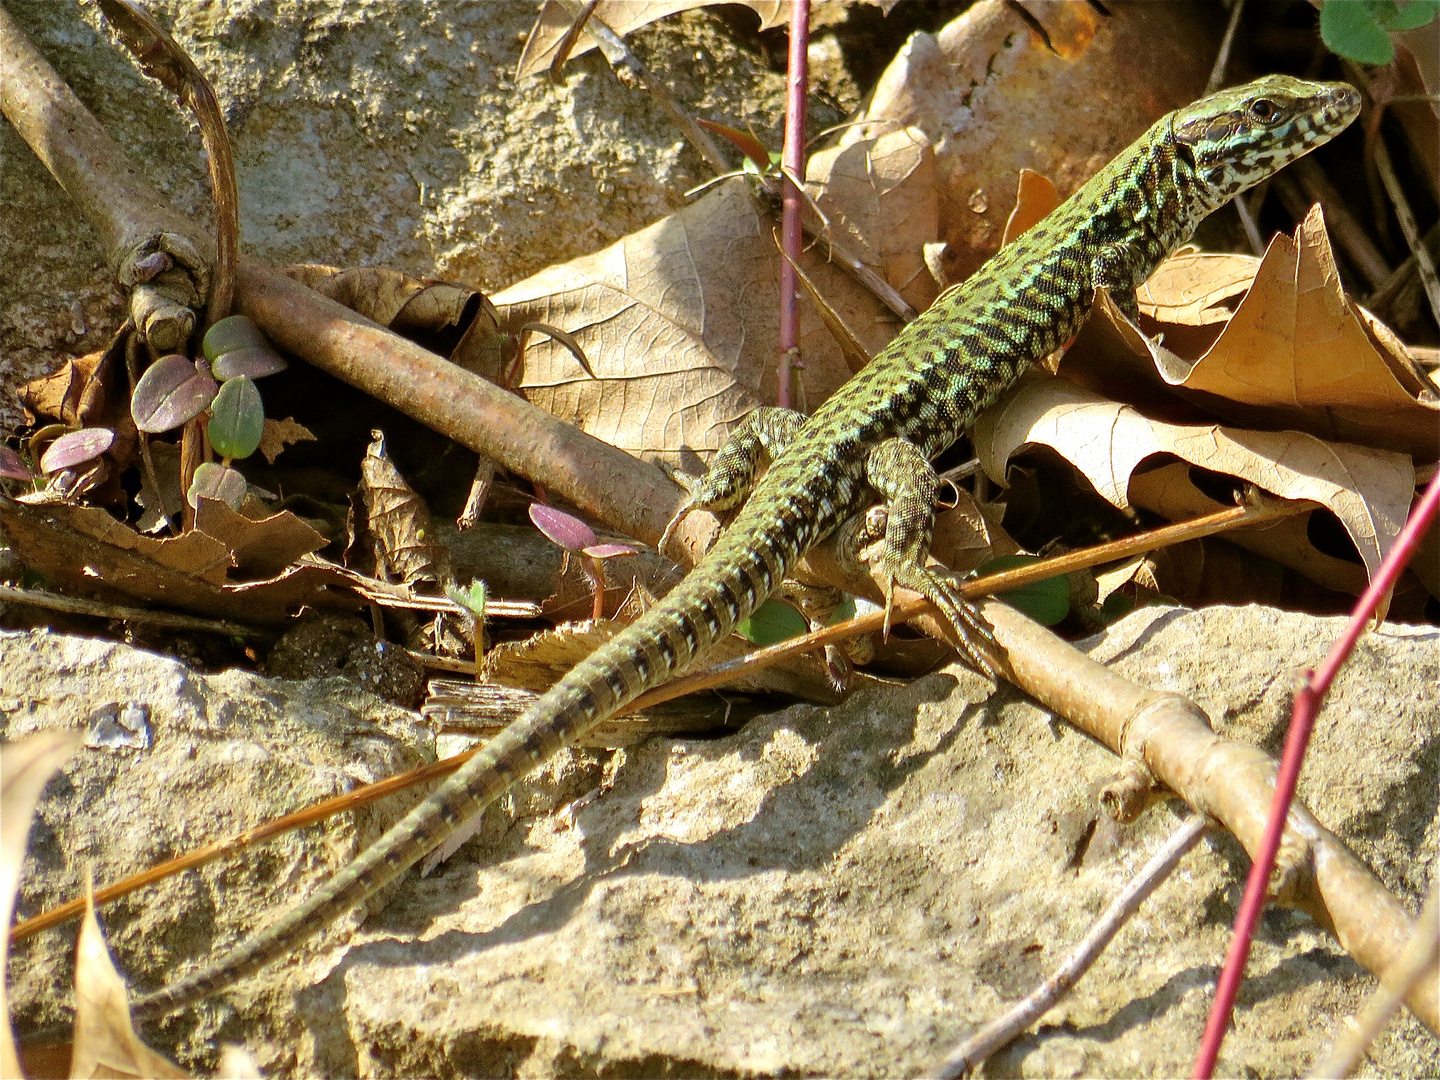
[{"xmin": 127, "ymin": 74, "xmax": 1360, "ymax": 1020}]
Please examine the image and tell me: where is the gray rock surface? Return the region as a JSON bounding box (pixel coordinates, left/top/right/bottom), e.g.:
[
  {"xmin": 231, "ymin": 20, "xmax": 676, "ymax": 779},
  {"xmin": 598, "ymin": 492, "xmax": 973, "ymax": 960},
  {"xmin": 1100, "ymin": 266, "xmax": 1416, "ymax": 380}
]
[{"xmin": 6, "ymin": 606, "xmax": 1437, "ymax": 1078}]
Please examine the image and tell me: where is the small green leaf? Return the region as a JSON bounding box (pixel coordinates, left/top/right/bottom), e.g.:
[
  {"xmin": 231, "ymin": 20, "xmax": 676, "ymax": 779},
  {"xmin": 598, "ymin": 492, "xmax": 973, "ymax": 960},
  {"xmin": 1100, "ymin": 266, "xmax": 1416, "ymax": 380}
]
[
  {"xmin": 447, "ymin": 579, "xmax": 488, "ymax": 618},
  {"xmin": 1383, "ymin": 0, "xmax": 1439, "ymax": 31},
  {"xmin": 976, "ymin": 555, "xmax": 1069, "ymax": 626},
  {"xmin": 1321, "ymin": 1, "xmax": 1396, "ymax": 64},
  {"xmin": 736, "ymin": 599, "xmax": 808, "ymax": 645},
  {"xmin": 207, "ymin": 376, "xmax": 265, "ymax": 460}
]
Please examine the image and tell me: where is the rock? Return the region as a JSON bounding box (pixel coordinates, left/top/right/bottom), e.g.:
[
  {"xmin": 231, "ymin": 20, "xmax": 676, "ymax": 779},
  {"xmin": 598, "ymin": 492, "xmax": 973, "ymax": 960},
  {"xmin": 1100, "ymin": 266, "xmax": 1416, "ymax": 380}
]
[
  {"xmin": 1, "ymin": 628, "xmax": 436, "ymax": 1039},
  {"xmin": 11, "ymin": 605, "xmax": 1434, "ymax": 1077}
]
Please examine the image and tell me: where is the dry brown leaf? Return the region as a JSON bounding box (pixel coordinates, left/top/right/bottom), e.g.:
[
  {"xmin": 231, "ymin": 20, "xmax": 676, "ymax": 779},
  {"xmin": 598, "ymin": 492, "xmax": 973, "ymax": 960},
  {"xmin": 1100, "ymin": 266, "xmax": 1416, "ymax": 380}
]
[
  {"xmin": 973, "ymin": 374, "xmax": 1415, "ymax": 583},
  {"xmin": 852, "ymin": 3, "xmax": 1219, "ymax": 285},
  {"xmin": 256, "ymin": 416, "xmax": 316, "ymax": 465},
  {"xmin": 0, "ymin": 496, "xmax": 362, "ymax": 623},
  {"xmin": 1129, "ymin": 461, "xmax": 1370, "ymax": 598},
  {"xmin": 26, "ymin": 503, "xmax": 232, "ymax": 586},
  {"xmin": 360, "ymin": 430, "xmax": 451, "ymax": 590},
  {"xmin": 1000, "ymin": 168, "xmax": 1059, "ymax": 248},
  {"xmin": 2, "ymin": 731, "xmax": 83, "ymax": 1080},
  {"xmin": 491, "ymin": 178, "xmax": 869, "ymax": 464},
  {"xmin": 283, "ymin": 264, "xmax": 476, "ymax": 334},
  {"xmin": 19, "ymin": 350, "xmax": 110, "ymax": 429},
  {"xmin": 193, "ymin": 497, "xmax": 328, "ymax": 579},
  {"xmin": 515, "ymin": 1, "xmax": 793, "ymax": 80},
  {"xmin": 1121, "ymin": 205, "xmax": 1439, "ymax": 459},
  {"xmin": 806, "ymin": 125, "xmax": 940, "ymax": 315},
  {"xmin": 71, "ymin": 885, "xmax": 188, "ymax": 1079}
]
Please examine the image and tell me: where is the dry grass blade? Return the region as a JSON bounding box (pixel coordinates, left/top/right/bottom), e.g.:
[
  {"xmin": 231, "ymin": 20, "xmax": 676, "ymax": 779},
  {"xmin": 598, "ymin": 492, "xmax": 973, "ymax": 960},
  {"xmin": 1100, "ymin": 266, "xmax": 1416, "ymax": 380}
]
[
  {"xmin": 1310, "ymin": 878, "xmax": 1440, "ymax": 1079},
  {"xmin": 70, "ymin": 882, "xmax": 188, "ymax": 1079},
  {"xmin": 2, "ymin": 731, "xmax": 83, "ymax": 1078}
]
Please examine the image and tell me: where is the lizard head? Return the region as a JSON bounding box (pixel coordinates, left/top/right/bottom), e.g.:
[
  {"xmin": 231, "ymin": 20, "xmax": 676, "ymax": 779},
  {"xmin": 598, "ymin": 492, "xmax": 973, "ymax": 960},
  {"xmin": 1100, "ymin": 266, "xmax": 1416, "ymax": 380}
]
[{"xmin": 1172, "ymin": 75, "xmax": 1360, "ymax": 209}]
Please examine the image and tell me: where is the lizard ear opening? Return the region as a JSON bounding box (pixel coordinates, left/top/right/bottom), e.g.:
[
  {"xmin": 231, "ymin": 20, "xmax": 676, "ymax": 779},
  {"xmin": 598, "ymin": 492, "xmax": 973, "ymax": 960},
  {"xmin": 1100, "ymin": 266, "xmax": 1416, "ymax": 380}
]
[{"xmin": 1174, "ymin": 139, "xmax": 1198, "ymax": 172}]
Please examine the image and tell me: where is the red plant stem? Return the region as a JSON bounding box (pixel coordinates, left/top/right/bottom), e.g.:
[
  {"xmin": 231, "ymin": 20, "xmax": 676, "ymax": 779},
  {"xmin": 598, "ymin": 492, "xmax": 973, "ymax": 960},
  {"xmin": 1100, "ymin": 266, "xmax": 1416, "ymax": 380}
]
[
  {"xmin": 776, "ymin": 0, "xmax": 809, "ymax": 410},
  {"xmin": 1191, "ymin": 470, "xmax": 1440, "ymax": 1078}
]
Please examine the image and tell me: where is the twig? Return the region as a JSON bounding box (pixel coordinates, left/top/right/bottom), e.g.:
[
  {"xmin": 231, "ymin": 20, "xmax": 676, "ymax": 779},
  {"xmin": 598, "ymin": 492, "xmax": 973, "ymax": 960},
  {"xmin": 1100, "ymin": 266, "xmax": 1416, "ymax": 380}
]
[
  {"xmin": 547, "ymin": 0, "xmax": 599, "ymax": 84},
  {"xmin": 581, "ymin": 8, "xmax": 729, "ymax": 176},
  {"xmin": 98, "ymin": 0, "xmax": 238, "ymax": 329},
  {"xmin": 1371, "ymin": 138, "xmax": 1440, "ymax": 326},
  {"xmin": 1205, "ymin": 0, "xmax": 1245, "ymax": 94},
  {"xmin": 1192, "ymin": 469, "xmax": 1440, "ymax": 1078},
  {"xmin": 937, "ymin": 814, "xmax": 1212, "ymax": 1078},
  {"xmin": 0, "ymin": 584, "xmax": 274, "ymax": 641},
  {"xmin": 776, "ymin": 0, "xmax": 809, "ymax": 409},
  {"xmin": 1309, "ymin": 877, "xmax": 1440, "ymax": 1079}
]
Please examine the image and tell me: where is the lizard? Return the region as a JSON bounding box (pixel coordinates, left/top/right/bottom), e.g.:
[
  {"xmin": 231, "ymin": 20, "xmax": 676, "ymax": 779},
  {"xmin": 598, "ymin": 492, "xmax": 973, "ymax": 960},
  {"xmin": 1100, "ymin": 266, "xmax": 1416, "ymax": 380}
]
[{"xmin": 126, "ymin": 74, "xmax": 1360, "ymax": 1022}]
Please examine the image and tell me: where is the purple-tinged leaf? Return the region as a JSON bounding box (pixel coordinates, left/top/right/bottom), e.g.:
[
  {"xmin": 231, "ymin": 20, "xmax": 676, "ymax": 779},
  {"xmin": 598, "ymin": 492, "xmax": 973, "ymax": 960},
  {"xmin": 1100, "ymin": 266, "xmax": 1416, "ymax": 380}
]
[
  {"xmin": 529, "ymin": 503, "xmax": 596, "ymax": 552},
  {"xmin": 187, "ymin": 461, "xmax": 246, "ymax": 509},
  {"xmin": 211, "ymin": 345, "xmax": 287, "ymax": 380},
  {"xmin": 582, "ymin": 543, "xmax": 637, "ymax": 559},
  {"xmin": 39, "ymin": 428, "xmax": 116, "ymax": 474},
  {"xmin": 131, "ymin": 354, "xmax": 218, "ymax": 433},
  {"xmin": 0, "ymin": 446, "xmax": 33, "ymax": 478}
]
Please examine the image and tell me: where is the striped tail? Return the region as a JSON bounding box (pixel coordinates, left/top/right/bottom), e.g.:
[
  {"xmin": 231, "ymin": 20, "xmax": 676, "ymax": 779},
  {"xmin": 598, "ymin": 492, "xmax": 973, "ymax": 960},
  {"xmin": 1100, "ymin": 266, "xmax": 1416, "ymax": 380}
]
[{"xmin": 130, "ymin": 516, "xmax": 795, "ymax": 1020}]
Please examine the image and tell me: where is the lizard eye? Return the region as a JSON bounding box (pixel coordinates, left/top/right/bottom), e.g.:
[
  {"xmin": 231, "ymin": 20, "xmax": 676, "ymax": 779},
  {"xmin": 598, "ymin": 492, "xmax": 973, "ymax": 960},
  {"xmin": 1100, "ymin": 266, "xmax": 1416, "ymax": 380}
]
[{"xmin": 1250, "ymin": 98, "xmax": 1278, "ymax": 121}]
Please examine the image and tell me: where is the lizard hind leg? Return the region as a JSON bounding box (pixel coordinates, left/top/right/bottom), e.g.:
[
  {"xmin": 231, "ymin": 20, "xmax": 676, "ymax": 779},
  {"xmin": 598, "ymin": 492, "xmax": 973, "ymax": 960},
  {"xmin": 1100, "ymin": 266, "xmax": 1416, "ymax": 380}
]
[
  {"xmin": 659, "ymin": 406, "xmax": 807, "ymax": 557},
  {"xmin": 861, "ymin": 437, "xmax": 1003, "ymax": 676}
]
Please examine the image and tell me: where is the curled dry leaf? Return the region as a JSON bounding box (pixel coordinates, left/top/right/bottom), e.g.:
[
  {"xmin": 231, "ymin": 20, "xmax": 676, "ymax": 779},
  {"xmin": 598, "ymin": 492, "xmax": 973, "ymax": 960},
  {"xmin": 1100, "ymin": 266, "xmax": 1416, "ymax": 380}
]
[
  {"xmin": 283, "ymin": 263, "xmax": 488, "ymax": 337},
  {"xmin": 1063, "ymin": 204, "xmax": 1439, "ymax": 460},
  {"xmin": 193, "ymin": 497, "xmax": 328, "ymax": 579},
  {"xmin": 71, "ymin": 886, "xmax": 188, "ymax": 1079},
  {"xmin": 972, "ymin": 374, "xmax": 1415, "ymax": 584},
  {"xmin": 360, "ymin": 430, "xmax": 451, "ymax": 590},
  {"xmin": 2, "ymin": 731, "xmax": 83, "ymax": 1080},
  {"xmin": 256, "ymin": 416, "xmax": 317, "ymax": 465},
  {"xmin": 1000, "ymin": 168, "xmax": 1060, "ymax": 248}
]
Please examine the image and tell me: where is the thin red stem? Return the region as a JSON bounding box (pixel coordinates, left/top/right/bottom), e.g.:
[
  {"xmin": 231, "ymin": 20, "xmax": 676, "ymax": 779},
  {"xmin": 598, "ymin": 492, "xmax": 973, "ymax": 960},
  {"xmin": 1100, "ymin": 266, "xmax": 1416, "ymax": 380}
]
[
  {"xmin": 1191, "ymin": 470, "xmax": 1440, "ymax": 1078},
  {"xmin": 776, "ymin": 0, "xmax": 809, "ymax": 409}
]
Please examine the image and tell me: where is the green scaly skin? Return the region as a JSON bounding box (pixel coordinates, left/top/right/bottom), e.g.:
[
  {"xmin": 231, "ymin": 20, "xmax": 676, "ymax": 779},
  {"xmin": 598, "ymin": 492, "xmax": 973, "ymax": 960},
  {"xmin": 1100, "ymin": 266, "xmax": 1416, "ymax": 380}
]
[{"xmin": 127, "ymin": 75, "xmax": 1359, "ymax": 1020}]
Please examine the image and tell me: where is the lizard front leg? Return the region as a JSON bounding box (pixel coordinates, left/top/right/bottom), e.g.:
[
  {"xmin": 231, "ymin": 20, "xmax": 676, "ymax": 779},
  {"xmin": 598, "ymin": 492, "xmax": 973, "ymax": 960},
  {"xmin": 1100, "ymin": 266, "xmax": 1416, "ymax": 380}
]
[
  {"xmin": 1091, "ymin": 243, "xmax": 1141, "ymax": 324},
  {"xmin": 862, "ymin": 437, "xmax": 1001, "ymax": 676},
  {"xmin": 661, "ymin": 406, "xmax": 807, "ymax": 554}
]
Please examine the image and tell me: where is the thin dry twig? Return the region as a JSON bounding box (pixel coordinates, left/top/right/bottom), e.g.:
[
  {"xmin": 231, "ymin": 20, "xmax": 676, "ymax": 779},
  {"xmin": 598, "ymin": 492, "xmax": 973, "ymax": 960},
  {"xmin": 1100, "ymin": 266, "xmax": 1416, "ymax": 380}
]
[
  {"xmin": 1204, "ymin": 0, "xmax": 1245, "ymax": 95},
  {"xmin": 937, "ymin": 814, "xmax": 1212, "ymax": 1078},
  {"xmin": 579, "ymin": 6, "xmax": 729, "ymax": 175},
  {"xmin": 0, "ymin": 585, "xmax": 275, "ymax": 641},
  {"xmin": 1372, "ymin": 139, "xmax": 1440, "ymax": 326},
  {"xmin": 775, "ymin": 0, "xmax": 810, "ymax": 410},
  {"xmin": 1310, "ymin": 877, "xmax": 1440, "ymax": 1079}
]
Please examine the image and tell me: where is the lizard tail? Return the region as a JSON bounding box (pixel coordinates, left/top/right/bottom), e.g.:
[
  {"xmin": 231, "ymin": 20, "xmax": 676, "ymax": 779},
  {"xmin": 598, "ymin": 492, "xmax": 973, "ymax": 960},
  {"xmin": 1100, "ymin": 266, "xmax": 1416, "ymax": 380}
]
[{"xmin": 130, "ymin": 526, "xmax": 785, "ymax": 1020}]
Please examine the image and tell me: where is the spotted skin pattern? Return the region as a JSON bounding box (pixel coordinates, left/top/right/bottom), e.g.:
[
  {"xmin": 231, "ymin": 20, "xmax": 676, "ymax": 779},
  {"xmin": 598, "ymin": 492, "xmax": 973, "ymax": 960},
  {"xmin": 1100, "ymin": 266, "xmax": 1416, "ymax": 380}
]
[{"xmin": 130, "ymin": 76, "xmax": 1359, "ymax": 1020}]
